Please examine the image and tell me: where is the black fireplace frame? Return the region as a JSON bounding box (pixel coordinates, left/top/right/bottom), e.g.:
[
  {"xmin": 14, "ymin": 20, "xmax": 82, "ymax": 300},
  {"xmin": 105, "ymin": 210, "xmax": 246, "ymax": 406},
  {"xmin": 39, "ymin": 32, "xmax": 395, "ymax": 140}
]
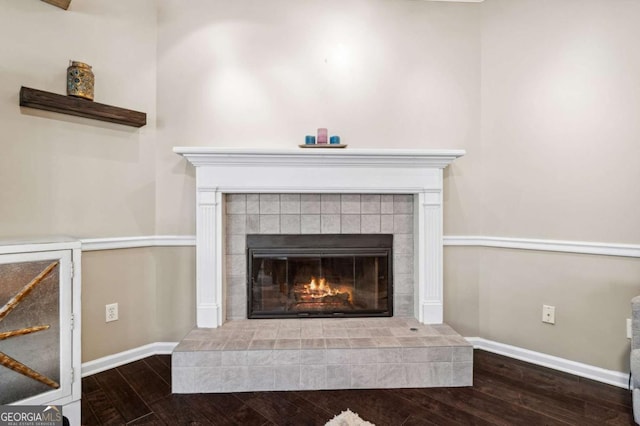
[{"xmin": 246, "ymin": 234, "xmax": 393, "ymax": 319}]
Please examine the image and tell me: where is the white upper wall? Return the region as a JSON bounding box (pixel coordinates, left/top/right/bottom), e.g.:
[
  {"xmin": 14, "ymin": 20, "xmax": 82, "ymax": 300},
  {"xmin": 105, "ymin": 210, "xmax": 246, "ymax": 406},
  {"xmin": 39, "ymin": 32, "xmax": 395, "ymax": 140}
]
[
  {"xmin": 480, "ymin": 0, "xmax": 640, "ymax": 242},
  {"xmin": 0, "ymin": 0, "xmax": 157, "ymax": 238},
  {"xmin": 3, "ymin": 0, "xmax": 636, "ymax": 243},
  {"xmin": 155, "ymin": 0, "xmax": 482, "ymax": 234},
  {"xmin": 157, "ymin": 0, "xmax": 480, "ymax": 148}
]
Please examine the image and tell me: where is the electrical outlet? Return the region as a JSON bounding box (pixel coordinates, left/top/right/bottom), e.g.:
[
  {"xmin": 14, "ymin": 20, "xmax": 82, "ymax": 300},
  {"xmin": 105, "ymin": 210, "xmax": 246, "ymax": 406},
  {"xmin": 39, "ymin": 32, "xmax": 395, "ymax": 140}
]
[
  {"xmin": 627, "ymin": 318, "xmax": 632, "ymax": 339},
  {"xmin": 106, "ymin": 303, "xmax": 118, "ymax": 322},
  {"xmin": 542, "ymin": 305, "xmax": 555, "ymax": 324}
]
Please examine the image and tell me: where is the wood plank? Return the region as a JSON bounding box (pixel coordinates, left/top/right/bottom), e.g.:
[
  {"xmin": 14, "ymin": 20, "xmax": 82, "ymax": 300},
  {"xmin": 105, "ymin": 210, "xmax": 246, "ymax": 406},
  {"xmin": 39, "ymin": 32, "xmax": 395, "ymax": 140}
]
[
  {"xmin": 144, "ymin": 355, "xmax": 171, "ymax": 385},
  {"xmin": 238, "ymin": 391, "xmax": 330, "ymax": 425},
  {"xmin": 127, "ymin": 412, "xmax": 167, "ymax": 425},
  {"xmin": 81, "ymin": 374, "xmax": 100, "ymax": 395},
  {"xmin": 188, "ymin": 393, "xmax": 271, "ymax": 426},
  {"xmin": 474, "ymin": 365, "xmax": 633, "ymax": 425},
  {"xmin": 92, "ymin": 369, "xmax": 151, "ymax": 422},
  {"xmin": 116, "ymin": 359, "xmax": 171, "ymax": 405},
  {"xmin": 577, "ymin": 375, "xmax": 633, "ymax": 410},
  {"xmin": 294, "ymin": 389, "xmax": 352, "ymax": 415},
  {"xmin": 41, "ymin": 0, "xmax": 71, "ymax": 10},
  {"xmin": 393, "ymin": 387, "xmax": 495, "ymax": 426},
  {"xmin": 19, "ymin": 86, "xmax": 146, "ymax": 127},
  {"xmin": 268, "ymin": 391, "xmax": 333, "ymax": 423},
  {"xmin": 401, "ymin": 414, "xmax": 448, "ymax": 426},
  {"xmin": 473, "ymin": 371, "xmax": 604, "ymax": 425},
  {"xmin": 155, "ymin": 354, "xmax": 171, "ymax": 368},
  {"xmin": 150, "ymin": 394, "xmax": 235, "ymax": 425},
  {"xmin": 82, "ymin": 383, "xmax": 127, "ymax": 425},
  {"xmin": 475, "ymin": 350, "xmax": 632, "ymax": 412},
  {"xmin": 419, "ymin": 386, "xmax": 572, "ymax": 426},
  {"xmin": 80, "ymin": 397, "xmax": 98, "ymax": 426},
  {"xmin": 188, "ymin": 392, "xmax": 247, "ymax": 416}
]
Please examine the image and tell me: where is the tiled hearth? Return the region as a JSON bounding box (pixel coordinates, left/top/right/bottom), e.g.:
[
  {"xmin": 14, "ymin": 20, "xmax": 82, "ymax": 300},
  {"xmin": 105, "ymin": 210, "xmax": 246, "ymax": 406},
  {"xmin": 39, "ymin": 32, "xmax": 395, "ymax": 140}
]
[{"xmin": 172, "ymin": 318, "xmax": 472, "ymax": 393}]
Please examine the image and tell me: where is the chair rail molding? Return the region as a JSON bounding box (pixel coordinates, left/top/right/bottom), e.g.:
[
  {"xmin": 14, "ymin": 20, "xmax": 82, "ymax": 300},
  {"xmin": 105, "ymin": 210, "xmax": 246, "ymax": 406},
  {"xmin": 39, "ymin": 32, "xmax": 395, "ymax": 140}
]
[
  {"xmin": 80, "ymin": 235, "xmax": 195, "ymax": 251},
  {"xmin": 444, "ymin": 236, "xmax": 640, "ymax": 258},
  {"xmin": 78, "ymin": 234, "xmax": 640, "ymax": 258}
]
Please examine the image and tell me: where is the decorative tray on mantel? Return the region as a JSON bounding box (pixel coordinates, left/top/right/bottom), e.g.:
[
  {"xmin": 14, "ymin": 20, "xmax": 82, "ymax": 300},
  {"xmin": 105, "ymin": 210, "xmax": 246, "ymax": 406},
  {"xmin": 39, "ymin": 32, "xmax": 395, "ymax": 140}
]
[{"xmin": 298, "ymin": 144, "xmax": 347, "ymax": 148}]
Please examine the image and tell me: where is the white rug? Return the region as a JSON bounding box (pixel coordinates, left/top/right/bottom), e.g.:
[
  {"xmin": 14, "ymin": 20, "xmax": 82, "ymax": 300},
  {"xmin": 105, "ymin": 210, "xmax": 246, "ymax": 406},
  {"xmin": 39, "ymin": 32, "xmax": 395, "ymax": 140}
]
[{"xmin": 325, "ymin": 409, "xmax": 376, "ymax": 426}]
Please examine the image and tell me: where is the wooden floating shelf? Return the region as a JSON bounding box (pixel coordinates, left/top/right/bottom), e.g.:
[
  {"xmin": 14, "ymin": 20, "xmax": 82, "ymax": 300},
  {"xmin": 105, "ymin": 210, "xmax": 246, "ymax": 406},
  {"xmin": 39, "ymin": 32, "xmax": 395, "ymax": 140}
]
[
  {"xmin": 41, "ymin": 0, "xmax": 71, "ymax": 10},
  {"xmin": 19, "ymin": 86, "xmax": 146, "ymax": 128}
]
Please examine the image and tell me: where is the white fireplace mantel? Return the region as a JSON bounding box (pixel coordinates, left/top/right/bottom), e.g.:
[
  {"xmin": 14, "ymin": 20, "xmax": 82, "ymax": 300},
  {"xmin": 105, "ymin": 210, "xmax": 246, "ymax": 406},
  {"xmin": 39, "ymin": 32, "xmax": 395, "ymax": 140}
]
[{"xmin": 174, "ymin": 147, "xmax": 465, "ymax": 327}]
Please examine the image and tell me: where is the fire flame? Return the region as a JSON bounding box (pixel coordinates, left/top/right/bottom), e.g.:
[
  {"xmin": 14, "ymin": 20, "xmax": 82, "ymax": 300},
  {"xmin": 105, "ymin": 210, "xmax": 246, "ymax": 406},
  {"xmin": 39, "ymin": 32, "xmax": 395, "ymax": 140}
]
[{"xmin": 305, "ymin": 276, "xmax": 349, "ymax": 300}]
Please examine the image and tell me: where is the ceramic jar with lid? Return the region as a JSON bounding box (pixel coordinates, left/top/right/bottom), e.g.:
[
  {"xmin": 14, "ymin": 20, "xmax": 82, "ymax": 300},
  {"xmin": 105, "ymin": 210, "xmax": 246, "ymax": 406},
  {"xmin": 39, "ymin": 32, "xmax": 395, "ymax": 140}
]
[{"xmin": 67, "ymin": 61, "xmax": 94, "ymax": 100}]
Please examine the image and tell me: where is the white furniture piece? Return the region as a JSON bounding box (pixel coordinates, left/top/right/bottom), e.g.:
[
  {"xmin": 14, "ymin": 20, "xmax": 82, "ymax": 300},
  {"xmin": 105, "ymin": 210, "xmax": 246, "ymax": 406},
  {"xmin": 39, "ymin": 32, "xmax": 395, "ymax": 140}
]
[
  {"xmin": 632, "ymin": 296, "xmax": 640, "ymax": 424},
  {"xmin": 0, "ymin": 238, "xmax": 81, "ymax": 425}
]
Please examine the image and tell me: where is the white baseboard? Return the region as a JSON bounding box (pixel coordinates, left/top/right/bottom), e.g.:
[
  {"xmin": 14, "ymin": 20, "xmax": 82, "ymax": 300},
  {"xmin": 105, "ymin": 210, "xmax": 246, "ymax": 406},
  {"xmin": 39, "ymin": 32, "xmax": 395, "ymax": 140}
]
[
  {"xmin": 81, "ymin": 342, "xmax": 178, "ymax": 377},
  {"xmin": 467, "ymin": 337, "xmax": 629, "ymax": 389}
]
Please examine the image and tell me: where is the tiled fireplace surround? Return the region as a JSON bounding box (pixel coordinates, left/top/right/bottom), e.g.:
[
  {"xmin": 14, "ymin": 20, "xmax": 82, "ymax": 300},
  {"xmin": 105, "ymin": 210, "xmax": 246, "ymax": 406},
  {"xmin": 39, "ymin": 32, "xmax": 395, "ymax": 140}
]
[
  {"xmin": 172, "ymin": 148, "xmax": 471, "ymax": 392},
  {"xmin": 225, "ymin": 193, "xmax": 416, "ymax": 320}
]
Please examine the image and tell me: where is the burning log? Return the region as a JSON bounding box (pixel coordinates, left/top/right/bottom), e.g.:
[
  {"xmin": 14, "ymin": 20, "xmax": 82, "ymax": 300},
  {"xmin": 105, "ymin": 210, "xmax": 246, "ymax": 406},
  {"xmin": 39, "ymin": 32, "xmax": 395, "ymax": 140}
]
[{"xmin": 292, "ymin": 276, "xmax": 352, "ymax": 305}]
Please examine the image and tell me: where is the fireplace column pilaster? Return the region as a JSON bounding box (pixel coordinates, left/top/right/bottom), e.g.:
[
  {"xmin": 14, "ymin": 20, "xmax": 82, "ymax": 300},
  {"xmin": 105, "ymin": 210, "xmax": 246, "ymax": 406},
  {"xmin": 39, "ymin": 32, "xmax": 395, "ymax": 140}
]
[
  {"xmin": 196, "ymin": 188, "xmax": 224, "ymax": 328},
  {"xmin": 417, "ymin": 186, "xmax": 444, "ymax": 324}
]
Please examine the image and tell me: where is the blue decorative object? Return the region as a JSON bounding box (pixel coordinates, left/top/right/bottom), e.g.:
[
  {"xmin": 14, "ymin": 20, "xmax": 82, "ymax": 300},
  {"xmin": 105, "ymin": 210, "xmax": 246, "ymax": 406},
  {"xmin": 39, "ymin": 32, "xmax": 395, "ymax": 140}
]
[
  {"xmin": 330, "ymin": 136, "xmax": 341, "ymax": 144},
  {"xmin": 305, "ymin": 135, "xmax": 316, "ymax": 145}
]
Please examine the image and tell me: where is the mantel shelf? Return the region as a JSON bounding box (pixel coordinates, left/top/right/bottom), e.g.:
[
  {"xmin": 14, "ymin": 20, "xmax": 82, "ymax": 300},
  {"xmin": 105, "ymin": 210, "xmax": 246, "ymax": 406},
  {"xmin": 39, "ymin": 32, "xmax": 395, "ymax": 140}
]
[{"xmin": 19, "ymin": 86, "xmax": 147, "ymax": 128}]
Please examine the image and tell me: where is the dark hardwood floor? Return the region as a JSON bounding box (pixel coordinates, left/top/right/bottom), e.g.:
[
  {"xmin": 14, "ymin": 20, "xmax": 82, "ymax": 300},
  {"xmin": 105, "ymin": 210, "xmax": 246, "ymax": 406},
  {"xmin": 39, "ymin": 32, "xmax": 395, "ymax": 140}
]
[{"xmin": 81, "ymin": 350, "xmax": 634, "ymax": 425}]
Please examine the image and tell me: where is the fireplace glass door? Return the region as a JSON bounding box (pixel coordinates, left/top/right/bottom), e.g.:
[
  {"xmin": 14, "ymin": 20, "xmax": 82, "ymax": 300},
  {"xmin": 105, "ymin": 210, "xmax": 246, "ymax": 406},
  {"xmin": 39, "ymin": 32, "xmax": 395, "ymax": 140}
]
[{"xmin": 247, "ymin": 235, "xmax": 392, "ymax": 318}]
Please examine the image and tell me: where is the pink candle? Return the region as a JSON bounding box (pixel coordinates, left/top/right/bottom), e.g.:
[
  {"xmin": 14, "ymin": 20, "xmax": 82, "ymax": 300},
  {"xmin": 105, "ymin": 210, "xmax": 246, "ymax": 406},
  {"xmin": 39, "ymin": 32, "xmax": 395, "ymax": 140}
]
[{"xmin": 317, "ymin": 128, "xmax": 328, "ymax": 144}]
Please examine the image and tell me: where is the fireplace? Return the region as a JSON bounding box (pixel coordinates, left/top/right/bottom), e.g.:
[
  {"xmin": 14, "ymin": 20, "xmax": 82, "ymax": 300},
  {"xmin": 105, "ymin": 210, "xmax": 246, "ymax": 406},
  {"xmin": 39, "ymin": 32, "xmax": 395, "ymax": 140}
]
[
  {"xmin": 173, "ymin": 147, "xmax": 465, "ymax": 327},
  {"xmin": 171, "ymin": 148, "xmax": 472, "ymax": 394},
  {"xmin": 247, "ymin": 234, "xmax": 393, "ymax": 318}
]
